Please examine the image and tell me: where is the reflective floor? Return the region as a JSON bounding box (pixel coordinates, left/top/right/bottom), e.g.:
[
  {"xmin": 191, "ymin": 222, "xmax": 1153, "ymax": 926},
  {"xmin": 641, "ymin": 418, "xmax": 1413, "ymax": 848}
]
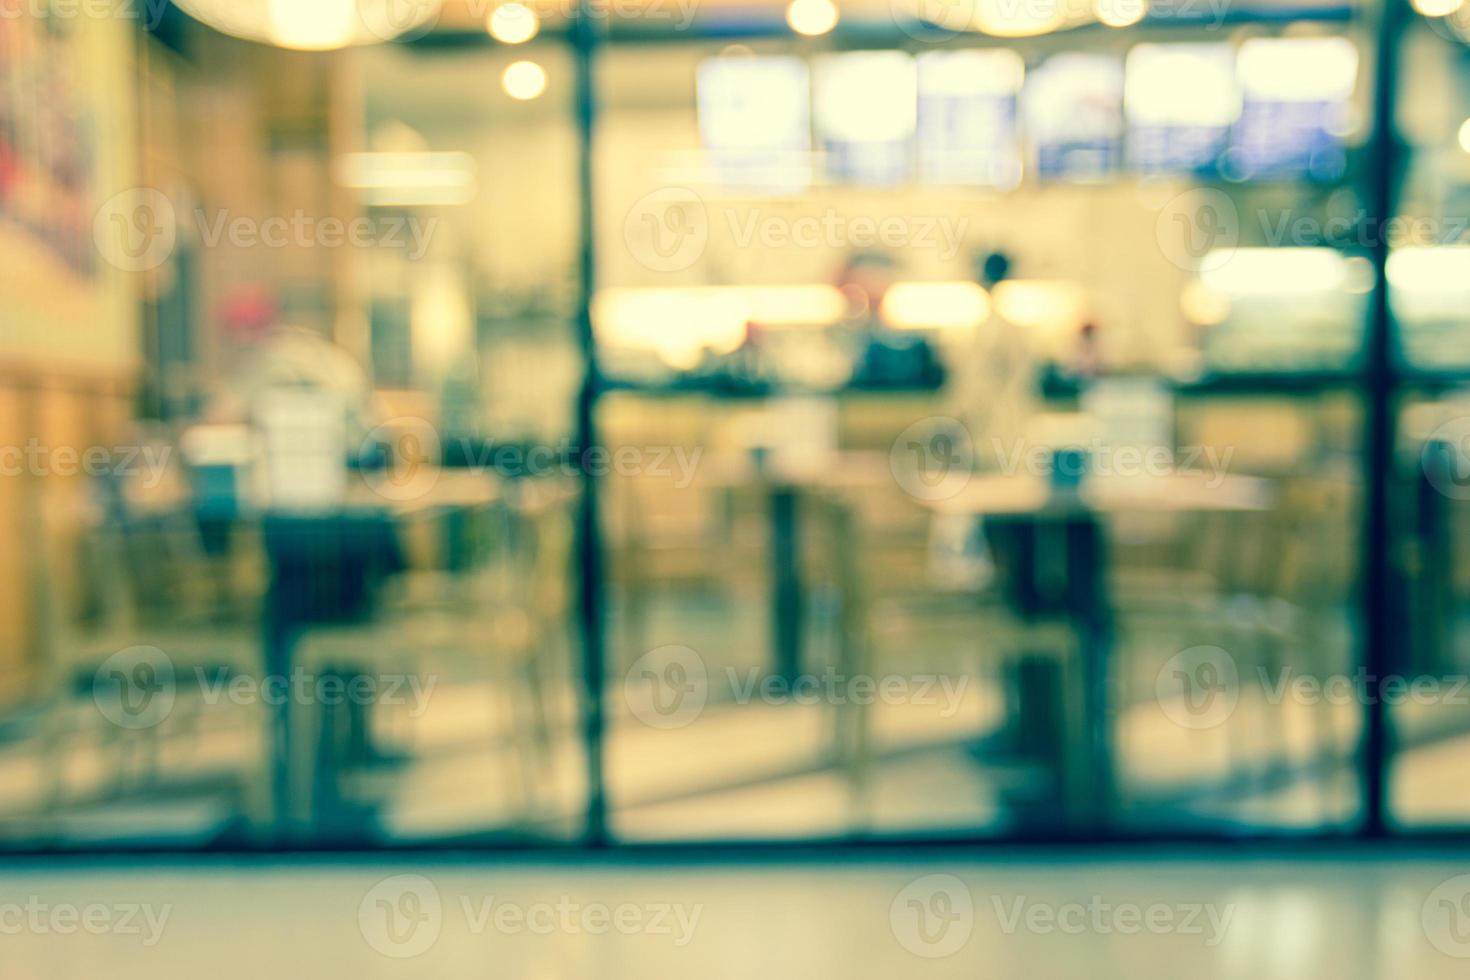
[{"xmin": 3, "ymin": 855, "xmax": 1470, "ymax": 978}]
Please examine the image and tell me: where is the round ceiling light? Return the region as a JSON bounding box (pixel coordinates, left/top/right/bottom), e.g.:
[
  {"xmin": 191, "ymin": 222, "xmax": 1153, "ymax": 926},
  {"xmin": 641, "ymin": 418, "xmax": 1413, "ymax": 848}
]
[{"xmin": 172, "ymin": 0, "xmax": 442, "ymax": 50}]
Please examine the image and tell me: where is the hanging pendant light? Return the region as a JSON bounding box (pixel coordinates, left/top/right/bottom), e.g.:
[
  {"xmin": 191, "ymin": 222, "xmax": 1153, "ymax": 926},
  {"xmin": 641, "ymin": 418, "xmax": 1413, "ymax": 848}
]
[{"xmin": 172, "ymin": 0, "xmax": 441, "ymax": 50}]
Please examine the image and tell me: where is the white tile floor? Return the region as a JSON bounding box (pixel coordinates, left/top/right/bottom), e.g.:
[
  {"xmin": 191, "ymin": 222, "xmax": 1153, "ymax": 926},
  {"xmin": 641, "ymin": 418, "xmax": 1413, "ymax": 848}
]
[{"xmin": 3, "ymin": 856, "xmax": 1470, "ymax": 978}]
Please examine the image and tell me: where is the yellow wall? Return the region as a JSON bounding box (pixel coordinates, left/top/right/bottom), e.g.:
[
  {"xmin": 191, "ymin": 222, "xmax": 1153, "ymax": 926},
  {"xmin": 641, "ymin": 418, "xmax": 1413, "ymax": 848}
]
[
  {"xmin": 0, "ymin": 16, "xmax": 141, "ymax": 374},
  {"xmin": 0, "ymin": 15, "xmax": 141, "ymax": 701}
]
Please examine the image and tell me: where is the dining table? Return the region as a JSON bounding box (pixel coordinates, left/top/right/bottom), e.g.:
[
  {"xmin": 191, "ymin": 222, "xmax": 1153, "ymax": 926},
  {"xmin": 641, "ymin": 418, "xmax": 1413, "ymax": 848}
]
[
  {"xmin": 258, "ymin": 467, "xmax": 502, "ymax": 837},
  {"xmin": 691, "ymin": 451, "xmax": 895, "ymax": 685},
  {"xmin": 919, "ymin": 468, "xmax": 1274, "ymax": 828}
]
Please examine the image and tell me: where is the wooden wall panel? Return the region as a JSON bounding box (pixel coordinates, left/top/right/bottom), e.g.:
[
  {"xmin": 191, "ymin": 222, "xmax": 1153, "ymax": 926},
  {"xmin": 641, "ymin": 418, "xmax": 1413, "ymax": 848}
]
[{"xmin": 0, "ymin": 373, "xmax": 136, "ymax": 707}]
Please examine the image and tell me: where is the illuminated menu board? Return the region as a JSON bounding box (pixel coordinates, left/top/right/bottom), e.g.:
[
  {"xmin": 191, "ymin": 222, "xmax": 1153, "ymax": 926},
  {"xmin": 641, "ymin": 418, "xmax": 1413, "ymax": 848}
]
[
  {"xmin": 1229, "ymin": 37, "xmax": 1358, "ymax": 180},
  {"xmin": 916, "ymin": 50, "xmax": 1024, "ymax": 189},
  {"xmin": 1125, "ymin": 44, "xmax": 1238, "ymax": 176},
  {"xmin": 1023, "ymin": 53, "xmax": 1125, "ymax": 182},
  {"xmin": 697, "ymin": 56, "xmax": 811, "ymax": 193},
  {"xmin": 813, "ymin": 51, "xmax": 918, "ymax": 186}
]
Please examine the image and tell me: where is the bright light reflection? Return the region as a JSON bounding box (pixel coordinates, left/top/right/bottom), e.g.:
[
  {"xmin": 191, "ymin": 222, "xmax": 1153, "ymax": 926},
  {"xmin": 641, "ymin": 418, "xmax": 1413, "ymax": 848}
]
[
  {"xmin": 1095, "ymin": 0, "xmax": 1147, "ymax": 27},
  {"xmin": 1411, "ymin": 0, "xmax": 1466, "ymax": 17},
  {"xmin": 488, "ymin": 2, "xmax": 540, "ymax": 43},
  {"xmin": 594, "ymin": 286, "xmax": 846, "ymax": 369},
  {"xmin": 1200, "ymin": 248, "xmax": 1351, "ymax": 295},
  {"xmin": 1237, "ymin": 37, "xmax": 1358, "ymax": 102},
  {"xmin": 787, "ymin": 0, "xmax": 839, "ymax": 35},
  {"xmin": 266, "ymin": 0, "xmax": 355, "ymax": 49},
  {"xmin": 881, "ymin": 282, "xmax": 992, "ymax": 331},
  {"xmin": 502, "ymin": 60, "xmax": 548, "ymax": 100},
  {"xmin": 974, "ymin": 0, "xmax": 1066, "ymax": 36},
  {"xmin": 1387, "ymin": 246, "xmax": 1470, "ymax": 293}
]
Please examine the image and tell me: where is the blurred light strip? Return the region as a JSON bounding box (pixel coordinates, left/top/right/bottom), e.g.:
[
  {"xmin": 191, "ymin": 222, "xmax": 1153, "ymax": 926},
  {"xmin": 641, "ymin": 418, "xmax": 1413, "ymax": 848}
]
[
  {"xmin": 593, "ymin": 285, "xmax": 846, "ymax": 366},
  {"xmin": 1199, "ymin": 247, "xmax": 1352, "ymax": 295},
  {"xmin": 881, "ymin": 281, "xmax": 992, "ymax": 330},
  {"xmin": 992, "ymin": 280, "xmax": 1087, "ymax": 331},
  {"xmin": 974, "ymin": 0, "xmax": 1092, "ymax": 35},
  {"xmin": 335, "ymin": 152, "xmax": 478, "ymax": 205},
  {"xmin": 1237, "ymin": 37, "xmax": 1358, "ymax": 101},
  {"xmin": 743, "ymin": 285, "xmax": 849, "ymax": 324},
  {"xmin": 1387, "ymin": 246, "xmax": 1470, "ymax": 293},
  {"xmin": 172, "ymin": 0, "xmax": 436, "ymax": 49}
]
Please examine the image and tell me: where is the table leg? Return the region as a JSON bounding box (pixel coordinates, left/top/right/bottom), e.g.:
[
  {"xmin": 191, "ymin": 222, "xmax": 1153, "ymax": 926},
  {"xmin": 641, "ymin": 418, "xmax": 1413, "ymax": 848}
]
[
  {"xmin": 1065, "ymin": 516, "xmax": 1115, "ymax": 827},
  {"xmin": 1419, "ymin": 444, "xmax": 1452, "ymax": 674},
  {"xmin": 262, "ymin": 599, "xmax": 295, "ymax": 841},
  {"xmin": 770, "ymin": 485, "xmax": 804, "ymax": 685}
]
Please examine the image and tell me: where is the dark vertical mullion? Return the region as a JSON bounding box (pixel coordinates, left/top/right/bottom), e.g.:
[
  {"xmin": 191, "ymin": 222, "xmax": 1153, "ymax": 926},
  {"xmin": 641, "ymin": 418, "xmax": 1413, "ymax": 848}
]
[
  {"xmin": 1360, "ymin": 0, "xmax": 1408, "ymax": 838},
  {"xmin": 572, "ymin": 3, "xmax": 609, "ymax": 846}
]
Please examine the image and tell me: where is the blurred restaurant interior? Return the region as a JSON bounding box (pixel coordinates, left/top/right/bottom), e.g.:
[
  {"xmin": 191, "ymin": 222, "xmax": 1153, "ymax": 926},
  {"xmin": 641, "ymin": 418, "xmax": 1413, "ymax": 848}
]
[{"xmin": 4, "ymin": 0, "xmax": 1470, "ymax": 852}]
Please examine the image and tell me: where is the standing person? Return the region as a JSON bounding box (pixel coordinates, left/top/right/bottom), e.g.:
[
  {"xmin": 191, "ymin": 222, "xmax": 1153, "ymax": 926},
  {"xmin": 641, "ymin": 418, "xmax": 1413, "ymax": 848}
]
[
  {"xmin": 201, "ymin": 287, "xmax": 378, "ymax": 509},
  {"xmin": 950, "ymin": 250, "xmax": 1038, "ymax": 472},
  {"xmin": 928, "ymin": 251, "xmax": 1036, "ymax": 591}
]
